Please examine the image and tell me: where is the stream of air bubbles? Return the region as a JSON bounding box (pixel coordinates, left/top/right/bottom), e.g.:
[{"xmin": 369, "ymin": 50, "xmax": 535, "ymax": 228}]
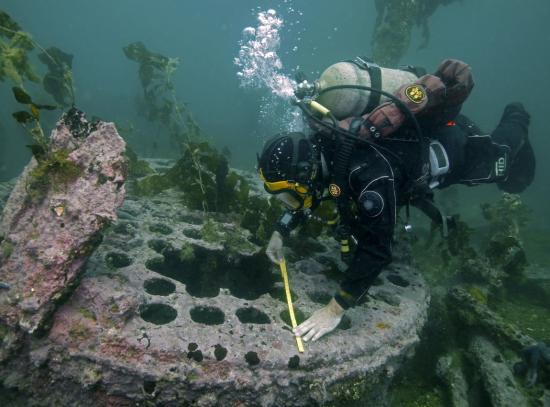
[{"xmin": 234, "ymin": 8, "xmax": 304, "ymax": 134}]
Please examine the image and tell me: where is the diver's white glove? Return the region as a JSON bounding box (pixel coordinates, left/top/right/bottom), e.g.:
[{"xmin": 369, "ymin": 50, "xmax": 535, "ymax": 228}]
[
  {"xmin": 266, "ymin": 231, "xmax": 284, "ymax": 265},
  {"xmin": 294, "ymin": 298, "xmax": 345, "ymax": 342}
]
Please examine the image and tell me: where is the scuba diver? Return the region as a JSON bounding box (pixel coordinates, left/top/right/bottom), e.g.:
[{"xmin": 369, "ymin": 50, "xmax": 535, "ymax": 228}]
[{"xmin": 257, "ymin": 58, "xmax": 535, "ymax": 342}]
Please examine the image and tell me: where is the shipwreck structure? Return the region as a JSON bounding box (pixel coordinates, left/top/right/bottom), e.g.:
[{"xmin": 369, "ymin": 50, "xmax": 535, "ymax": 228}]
[{"xmin": 0, "ymin": 114, "xmax": 429, "ymax": 406}]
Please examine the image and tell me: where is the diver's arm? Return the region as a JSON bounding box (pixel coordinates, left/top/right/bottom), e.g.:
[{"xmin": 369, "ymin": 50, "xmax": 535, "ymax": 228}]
[
  {"xmin": 293, "ymin": 213, "xmax": 393, "ymax": 341},
  {"xmin": 339, "ymin": 59, "xmax": 474, "ymax": 139},
  {"xmin": 334, "ymin": 226, "xmax": 393, "ymax": 309},
  {"xmin": 334, "ymin": 169, "xmax": 395, "ymax": 309},
  {"xmin": 293, "ymin": 223, "xmax": 393, "ymax": 341}
]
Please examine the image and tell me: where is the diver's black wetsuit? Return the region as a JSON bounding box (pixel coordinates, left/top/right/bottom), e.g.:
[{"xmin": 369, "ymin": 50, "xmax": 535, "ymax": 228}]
[{"xmin": 277, "ymin": 103, "xmax": 533, "ymax": 309}]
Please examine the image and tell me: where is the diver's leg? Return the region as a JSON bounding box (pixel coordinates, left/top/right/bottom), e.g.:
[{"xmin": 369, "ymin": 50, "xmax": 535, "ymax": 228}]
[
  {"xmin": 492, "ymin": 102, "xmax": 530, "ymax": 155},
  {"xmin": 492, "ymin": 103, "xmax": 535, "ymax": 193}
]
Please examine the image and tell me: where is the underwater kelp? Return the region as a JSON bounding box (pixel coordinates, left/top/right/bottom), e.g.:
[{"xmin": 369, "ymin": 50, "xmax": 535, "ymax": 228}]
[
  {"xmin": 0, "ymin": 11, "xmax": 40, "ymax": 85},
  {"xmin": 123, "ymin": 41, "xmax": 283, "ymax": 232},
  {"xmin": 38, "ymin": 46, "xmax": 75, "ymax": 107},
  {"xmin": 372, "ymin": 0, "xmax": 461, "ymax": 66},
  {"xmin": 123, "ymin": 41, "xmax": 179, "ymax": 122},
  {"xmin": 10, "ymin": 86, "xmax": 56, "ymax": 161},
  {"xmin": 124, "ymin": 41, "xmax": 213, "ymax": 210},
  {"xmin": 133, "ymin": 146, "xmax": 284, "ymax": 244},
  {"xmin": 10, "ymin": 104, "xmax": 89, "ymax": 203},
  {"xmin": 123, "ymin": 41, "xmax": 199, "ymax": 144},
  {"xmin": 1, "ymin": 9, "xmax": 74, "ymax": 184},
  {"xmin": 1, "ymin": 14, "xmax": 84, "ymax": 211},
  {"xmin": 1, "ymin": 9, "xmax": 75, "ymax": 115},
  {"xmin": 134, "ymin": 142, "xmax": 247, "ymax": 210}
]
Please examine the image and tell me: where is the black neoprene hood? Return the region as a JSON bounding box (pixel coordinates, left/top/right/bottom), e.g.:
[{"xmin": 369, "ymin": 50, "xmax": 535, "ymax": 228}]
[{"xmin": 258, "ymin": 132, "xmax": 314, "ymax": 183}]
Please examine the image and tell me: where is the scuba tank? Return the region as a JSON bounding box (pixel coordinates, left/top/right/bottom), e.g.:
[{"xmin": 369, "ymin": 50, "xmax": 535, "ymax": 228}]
[{"xmin": 301, "ymin": 57, "xmax": 419, "ymax": 120}]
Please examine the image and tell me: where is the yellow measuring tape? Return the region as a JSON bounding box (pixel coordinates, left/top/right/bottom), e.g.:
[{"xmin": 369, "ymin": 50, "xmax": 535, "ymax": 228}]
[{"xmin": 279, "ymin": 257, "xmax": 305, "ymax": 353}]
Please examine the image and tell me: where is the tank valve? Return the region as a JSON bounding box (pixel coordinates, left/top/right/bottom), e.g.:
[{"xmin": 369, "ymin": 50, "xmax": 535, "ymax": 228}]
[{"xmin": 294, "ymin": 80, "xmax": 316, "ymax": 100}]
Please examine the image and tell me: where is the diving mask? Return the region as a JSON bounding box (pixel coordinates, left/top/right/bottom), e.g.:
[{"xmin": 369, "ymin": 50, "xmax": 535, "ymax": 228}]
[{"xmin": 260, "ymin": 170, "xmax": 314, "ymax": 210}]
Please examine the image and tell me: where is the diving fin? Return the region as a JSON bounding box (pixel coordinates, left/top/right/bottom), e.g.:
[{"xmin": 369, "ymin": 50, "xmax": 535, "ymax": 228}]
[{"xmin": 493, "ymin": 103, "xmax": 536, "ymax": 193}]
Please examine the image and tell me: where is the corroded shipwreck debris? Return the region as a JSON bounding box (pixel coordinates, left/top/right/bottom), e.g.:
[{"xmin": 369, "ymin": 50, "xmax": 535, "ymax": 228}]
[{"xmin": 422, "ymin": 192, "xmax": 546, "ymax": 406}]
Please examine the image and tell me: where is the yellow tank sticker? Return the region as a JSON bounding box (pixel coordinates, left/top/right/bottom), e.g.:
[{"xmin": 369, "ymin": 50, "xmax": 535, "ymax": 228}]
[
  {"xmin": 329, "ymin": 183, "xmax": 341, "ymax": 197},
  {"xmin": 405, "ymin": 85, "xmax": 426, "ymax": 104}
]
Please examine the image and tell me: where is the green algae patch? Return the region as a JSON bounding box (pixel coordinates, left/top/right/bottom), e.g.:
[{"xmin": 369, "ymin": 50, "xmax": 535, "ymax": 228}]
[
  {"xmin": 389, "ymin": 387, "xmax": 446, "ymax": 407},
  {"xmin": 179, "ymin": 245, "xmax": 195, "ymax": 262},
  {"xmin": 240, "ymin": 195, "xmax": 283, "ymax": 244},
  {"xmin": 129, "ymin": 140, "xmax": 251, "ymax": 214},
  {"xmin": 0, "ymin": 239, "xmax": 14, "ymax": 259},
  {"xmin": 325, "ymin": 370, "xmax": 433, "ymax": 407},
  {"xmin": 466, "ymin": 285, "xmax": 488, "ymax": 305},
  {"xmin": 494, "ymin": 299, "xmax": 550, "ymax": 342},
  {"xmin": 78, "ymin": 308, "xmax": 97, "ymax": 321},
  {"xmin": 200, "ymin": 219, "xmax": 223, "ymax": 244},
  {"xmin": 134, "ymin": 174, "xmax": 173, "ymax": 196},
  {"xmin": 68, "ymin": 322, "xmax": 92, "ymax": 341},
  {"xmin": 200, "ymin": 219, "xmax": 258, "ymax": 254},
  {"xmin": 27, "ymin": 149, "xmax": 82, "ymax": 202}
]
